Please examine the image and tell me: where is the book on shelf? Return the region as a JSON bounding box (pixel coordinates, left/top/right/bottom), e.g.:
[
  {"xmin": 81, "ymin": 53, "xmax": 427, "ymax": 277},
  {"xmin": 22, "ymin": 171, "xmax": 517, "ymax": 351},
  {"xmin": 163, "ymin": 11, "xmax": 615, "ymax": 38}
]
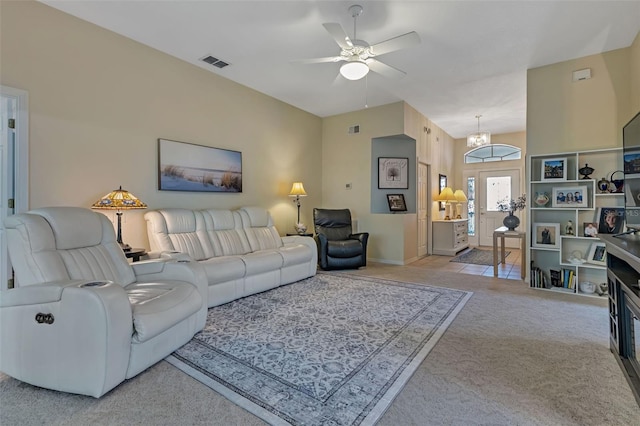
[
  {"xmin": 530, "ymin": 261, "xmax": 549, "ymax": 288},
  {"xmin": 550, "ymin": 269, "xmax": 561, "ymax": 287},
  {"xmin": 561, "ymin": 268, "xmax": 576, "ymax": 289}
]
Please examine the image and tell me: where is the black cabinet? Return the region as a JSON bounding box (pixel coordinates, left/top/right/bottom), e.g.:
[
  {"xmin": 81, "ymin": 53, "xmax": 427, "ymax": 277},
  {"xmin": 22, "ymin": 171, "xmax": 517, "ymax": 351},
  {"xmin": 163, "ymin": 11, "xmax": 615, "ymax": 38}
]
[{"xmin": 600, "ymin": 234, "xmax": 640, "ymax": 407}]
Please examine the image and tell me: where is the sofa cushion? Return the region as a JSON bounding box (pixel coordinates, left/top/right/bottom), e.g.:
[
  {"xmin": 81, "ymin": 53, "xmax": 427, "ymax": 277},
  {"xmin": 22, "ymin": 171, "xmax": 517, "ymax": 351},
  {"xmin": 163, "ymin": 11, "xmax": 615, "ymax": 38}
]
[
  {"xmin": 200, "ymin": 256, "xmax": 247, "ymax": 284},
  {"xmin": 240, "ymin": 250, "xmax": 283, "ymax": 275},
  {"xmin": 238, "ymin": 207, "xmax": 283, "ymax": 251},
  {"xmin": 145, "ymin": 209, "xmax": 213, "ymax": 261},
  {"xmin": 279, "ymin": 244, "xmax": 314, "ymax": 267},
  {"xmin": 327, "ymin": 239, "xmax": 363, "ymax": 258},
  {"xmin": 126, "ymin": 281, "xmax": 201, "ymax": 344},
  {"xmin": 201, "ymin": 209, "xmax": 252, "ymax": 256}
]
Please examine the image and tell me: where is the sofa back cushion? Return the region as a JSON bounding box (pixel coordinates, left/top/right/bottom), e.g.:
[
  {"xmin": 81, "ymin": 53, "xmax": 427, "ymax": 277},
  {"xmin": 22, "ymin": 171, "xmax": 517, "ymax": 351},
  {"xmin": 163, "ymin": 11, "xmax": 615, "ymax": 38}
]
[
  {"xmin": 5, "ymin": 207, "xmax": 136, "ymax": 287},
  {"xmin": 200, "ymin": 209, "xmax": 251, "ymax": 256},
  {"xmin": 313, "ymin": 208, "xmax": 353, "ymax": 241},
  {"xmin": 238, "ymin": 207, "xmax": 283, "ymax": 251},
  {"xmin": 144, "ymin": 209, "xmax": 213, "ymax": 261}
]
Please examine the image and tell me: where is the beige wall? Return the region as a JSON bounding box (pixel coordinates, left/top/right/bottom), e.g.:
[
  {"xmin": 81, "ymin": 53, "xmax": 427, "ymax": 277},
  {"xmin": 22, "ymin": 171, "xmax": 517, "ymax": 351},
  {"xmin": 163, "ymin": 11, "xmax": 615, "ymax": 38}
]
[
  {"xmin": 631, "ymin": 32, "xmax": 640, "ymax": 113},
  {"xmin": 320, "ymin": 102, "xmax": 405, "ymax": 214},
  {"xmin": 0, "ymin": 1, "xmax": 323, "ymax": 249},
  {"xmin": 322, "ymin": 102, "xmax": 456, "ymax": 264},
  {"xmin": 527, "ymin": 47, "xmax": 634, "ymax": 155}
]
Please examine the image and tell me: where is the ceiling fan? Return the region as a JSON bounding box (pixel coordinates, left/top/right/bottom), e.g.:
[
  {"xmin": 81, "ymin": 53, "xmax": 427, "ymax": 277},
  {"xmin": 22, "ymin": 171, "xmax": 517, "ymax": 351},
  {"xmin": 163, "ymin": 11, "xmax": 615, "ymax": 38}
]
[{"xmin": 297, "ymin": 4, "xmax": 420, "ymax": 81}]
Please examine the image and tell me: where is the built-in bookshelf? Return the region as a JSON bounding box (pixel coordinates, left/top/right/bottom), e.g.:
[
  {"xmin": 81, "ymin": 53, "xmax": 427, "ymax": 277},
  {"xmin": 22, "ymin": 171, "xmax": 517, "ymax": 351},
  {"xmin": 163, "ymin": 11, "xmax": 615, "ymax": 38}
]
[{"xmin": 527, "ymin": 148, "xmax": 623, "ymax": 297}]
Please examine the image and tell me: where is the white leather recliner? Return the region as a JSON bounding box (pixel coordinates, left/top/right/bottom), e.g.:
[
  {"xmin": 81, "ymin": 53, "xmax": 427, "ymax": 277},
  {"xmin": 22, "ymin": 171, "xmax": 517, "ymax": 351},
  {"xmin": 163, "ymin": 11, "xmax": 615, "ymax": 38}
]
[{"xmin": 1, "ymin": 207, "xmax": 208, "ymax": 397}]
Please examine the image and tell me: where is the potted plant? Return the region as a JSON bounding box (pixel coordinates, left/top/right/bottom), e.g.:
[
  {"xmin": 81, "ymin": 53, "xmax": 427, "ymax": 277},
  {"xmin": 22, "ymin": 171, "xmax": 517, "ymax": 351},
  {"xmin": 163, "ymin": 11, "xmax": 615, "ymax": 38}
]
[{"xmin": 497, "ymin": 194, "xmax": 526, "ymax": 230}]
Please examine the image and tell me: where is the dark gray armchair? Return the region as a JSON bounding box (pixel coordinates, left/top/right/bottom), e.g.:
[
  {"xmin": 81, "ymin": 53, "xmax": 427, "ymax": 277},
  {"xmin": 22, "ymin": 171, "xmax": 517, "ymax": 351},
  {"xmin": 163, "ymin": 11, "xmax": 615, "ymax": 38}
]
[{"xmin": 313, "ymin": 208, "xmax": 369, "ymax": 270}]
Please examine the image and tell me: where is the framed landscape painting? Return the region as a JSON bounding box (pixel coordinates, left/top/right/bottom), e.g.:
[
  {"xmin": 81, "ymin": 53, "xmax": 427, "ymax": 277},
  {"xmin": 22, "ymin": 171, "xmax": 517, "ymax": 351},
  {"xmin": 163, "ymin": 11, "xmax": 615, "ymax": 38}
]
[
  {"xmin": 541, "ymin": 157, "xmax": 567, "ymax": 181},
  {"xmin": 158, "ymin": 139, "xmax": 242, "ymax": 192}
]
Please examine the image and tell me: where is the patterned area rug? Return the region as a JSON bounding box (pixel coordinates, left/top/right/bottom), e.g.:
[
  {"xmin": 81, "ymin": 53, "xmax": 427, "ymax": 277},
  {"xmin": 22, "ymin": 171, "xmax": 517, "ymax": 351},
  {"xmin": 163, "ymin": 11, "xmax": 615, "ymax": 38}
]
[
  {"xmin": 167, "ymin": 273, "xmax": 471, "ymax": 426},
  {"xmin": 450, "ymin": 248, "xmax": 510, "ymax": 266}
]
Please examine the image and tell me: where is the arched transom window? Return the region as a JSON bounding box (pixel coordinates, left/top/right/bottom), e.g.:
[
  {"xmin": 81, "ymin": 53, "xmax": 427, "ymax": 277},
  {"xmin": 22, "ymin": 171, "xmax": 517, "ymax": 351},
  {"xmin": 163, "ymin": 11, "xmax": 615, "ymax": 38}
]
[{"xmin": 464, "ymin": 144, "xmax": 521, "ymax": 163}]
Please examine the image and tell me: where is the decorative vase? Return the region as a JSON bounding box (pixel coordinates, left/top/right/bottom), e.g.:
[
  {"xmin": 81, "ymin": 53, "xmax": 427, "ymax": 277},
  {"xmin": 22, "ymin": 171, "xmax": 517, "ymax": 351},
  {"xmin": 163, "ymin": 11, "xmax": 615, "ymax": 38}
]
[
  {"xmin": 503, "ymin": 212, "xmax": 520, "ymax": 231},
  {"xmin": 610, "ymin": 170, "xmax": 624, "ymax": 193},
  {"xmin": 578, "ymin": 163, "xmax": 594, "ymax": 179},
  {"xmin": 295, "ymin": 223, "xmax": 307, "ymax": 234},
  {"xmin": 534, "ymin": 192, "xmax": 549, "ymax": 207},
  {"xmin": 597, "ymin": 177, "xmax": 611, "ymax": 193}
]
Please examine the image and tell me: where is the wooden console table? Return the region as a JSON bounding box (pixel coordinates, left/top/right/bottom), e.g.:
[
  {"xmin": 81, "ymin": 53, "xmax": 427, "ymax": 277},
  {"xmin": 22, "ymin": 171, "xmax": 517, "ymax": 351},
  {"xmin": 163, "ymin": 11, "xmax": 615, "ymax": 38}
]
[{"xmin": 493, "ymin": 226, "xmax": 525, "ymax": 278}]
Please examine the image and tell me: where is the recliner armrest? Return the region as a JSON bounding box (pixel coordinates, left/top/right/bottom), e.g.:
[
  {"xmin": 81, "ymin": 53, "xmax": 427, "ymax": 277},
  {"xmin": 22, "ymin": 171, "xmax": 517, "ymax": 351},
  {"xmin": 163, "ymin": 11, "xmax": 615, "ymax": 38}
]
[
  {"xmin": 0, "ymin": 280, "xmax": 125, "ymax": 307},
  {"xmin": 131, "ymin": 259, "xmax": 208, "ymax": 328},
  {"xmin": 349, "ymin": 232, "xmax": 369, "ymax": 244}
]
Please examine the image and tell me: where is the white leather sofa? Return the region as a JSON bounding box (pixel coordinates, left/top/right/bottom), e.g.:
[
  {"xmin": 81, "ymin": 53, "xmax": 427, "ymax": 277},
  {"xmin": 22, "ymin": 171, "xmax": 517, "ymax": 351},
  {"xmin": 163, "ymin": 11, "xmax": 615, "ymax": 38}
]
[
  {"xmin": 144, "ymin": 206, "xmax": 317, "ymax": 307},
  {"xmin": 2, "ymin": 207, "xmax": 208, "ymax": 397}
]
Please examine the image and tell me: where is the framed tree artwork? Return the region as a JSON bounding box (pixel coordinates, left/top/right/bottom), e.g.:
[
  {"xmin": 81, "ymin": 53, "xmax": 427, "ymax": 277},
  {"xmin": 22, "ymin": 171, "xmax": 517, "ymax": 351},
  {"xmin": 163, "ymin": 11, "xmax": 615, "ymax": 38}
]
[{"xmin": 378, "ymin": 157, "xmax": 409, "ymax": 189}]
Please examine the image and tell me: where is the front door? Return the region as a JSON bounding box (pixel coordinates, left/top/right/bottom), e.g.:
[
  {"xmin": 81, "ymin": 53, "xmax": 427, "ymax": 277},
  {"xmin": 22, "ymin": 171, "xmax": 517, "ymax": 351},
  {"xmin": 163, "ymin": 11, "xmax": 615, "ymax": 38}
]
[{"xmin": 478, "ymin": 169, "xmax": 520, "ymax": 247}]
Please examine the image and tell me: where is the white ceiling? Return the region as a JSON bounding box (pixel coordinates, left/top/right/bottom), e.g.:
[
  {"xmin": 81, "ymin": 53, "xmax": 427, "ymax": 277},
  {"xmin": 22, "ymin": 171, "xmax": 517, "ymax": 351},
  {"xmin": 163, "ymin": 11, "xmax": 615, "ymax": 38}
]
[{"xmin": 40, "ymin": 1, "xmax": 640, "ymax": 139}]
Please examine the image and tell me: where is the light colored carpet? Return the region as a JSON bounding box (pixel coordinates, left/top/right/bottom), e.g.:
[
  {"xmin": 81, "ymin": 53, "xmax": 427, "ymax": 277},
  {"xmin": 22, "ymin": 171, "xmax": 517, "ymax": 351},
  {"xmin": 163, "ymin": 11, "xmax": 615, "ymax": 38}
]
[
  {"xmin": 167, "ymin": 273, "xmax": 471, "ymax": 426},
  {"xmin": 1, "ymin": 264, "xmax": 639, "ymax": 425},
  {"xmin": 450, "ymin": 248, "xmax": 510, "ymax": 265}
]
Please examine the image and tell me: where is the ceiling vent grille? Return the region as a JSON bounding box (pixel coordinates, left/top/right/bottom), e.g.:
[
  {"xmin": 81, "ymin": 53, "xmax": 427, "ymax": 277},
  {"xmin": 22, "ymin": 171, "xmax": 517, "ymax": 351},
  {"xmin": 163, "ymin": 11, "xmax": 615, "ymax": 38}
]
[{"xmin": 201, "ymin": 56, "xmax": 230, "ymax": 69}]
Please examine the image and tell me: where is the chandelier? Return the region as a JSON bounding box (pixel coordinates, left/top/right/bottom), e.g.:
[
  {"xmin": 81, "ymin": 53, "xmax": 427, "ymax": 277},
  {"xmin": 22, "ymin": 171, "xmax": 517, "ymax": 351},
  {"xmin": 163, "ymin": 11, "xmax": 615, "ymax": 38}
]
[{"xmin": 467, "ymin": 115, "xmax": 491, "ymax": 147}]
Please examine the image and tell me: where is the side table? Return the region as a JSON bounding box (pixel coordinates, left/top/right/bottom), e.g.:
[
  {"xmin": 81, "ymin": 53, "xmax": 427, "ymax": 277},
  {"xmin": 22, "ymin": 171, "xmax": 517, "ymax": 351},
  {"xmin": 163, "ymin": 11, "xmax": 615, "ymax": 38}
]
[
  {"xmin": 493, "ymin": 226, "xmax": 525, "ymax": 278},
  {"xmin": 286, "ymin": 233, "xmax": 313, "ymax": 237},
  {"xmin": 124, "ymin": 248, "xmax": 147, "ymax": 262}
]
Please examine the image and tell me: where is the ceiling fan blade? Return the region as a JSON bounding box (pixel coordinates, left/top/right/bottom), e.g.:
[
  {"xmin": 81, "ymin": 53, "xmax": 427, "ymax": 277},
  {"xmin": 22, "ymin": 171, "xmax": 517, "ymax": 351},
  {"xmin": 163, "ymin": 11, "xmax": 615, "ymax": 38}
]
[
  {"xmin": 322, "ymin": 23, "xmax": 353, "ymax": 49},
  {"xmin": 292, "ymin": 56, "xmax": 343, "ymax": 64},
  {"xmin": 366, "ymin": 59, "xmax": 407, "ymax": 79},
  {"xmin": 370, "ymin": 31, "xmax": 420, "ymax": 56}
]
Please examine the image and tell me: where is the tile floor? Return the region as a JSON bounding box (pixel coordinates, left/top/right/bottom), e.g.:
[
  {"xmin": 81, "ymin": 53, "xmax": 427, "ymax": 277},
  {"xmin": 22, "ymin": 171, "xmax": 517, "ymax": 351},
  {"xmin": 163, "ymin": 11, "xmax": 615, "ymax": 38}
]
[{"xmin": 408, "ymin": 246, "xmax": 523, "ymax": 281}]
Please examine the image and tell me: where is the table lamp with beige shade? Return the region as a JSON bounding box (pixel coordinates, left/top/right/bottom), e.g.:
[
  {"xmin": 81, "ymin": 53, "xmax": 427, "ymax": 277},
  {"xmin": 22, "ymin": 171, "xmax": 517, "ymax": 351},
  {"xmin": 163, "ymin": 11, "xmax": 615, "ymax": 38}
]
[
  {"xmin": 434, "ymin": 187, "xmax": 457, "ymax": 220},
  {"xmin": 453, "ymin": 189, "xmax": 468, "ymax": 219}
]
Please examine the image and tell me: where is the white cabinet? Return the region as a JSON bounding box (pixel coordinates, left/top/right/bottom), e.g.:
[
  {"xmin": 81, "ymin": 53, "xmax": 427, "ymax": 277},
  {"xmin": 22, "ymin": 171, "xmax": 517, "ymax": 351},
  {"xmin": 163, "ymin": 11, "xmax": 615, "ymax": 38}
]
[
  {"xmin": 433, "ymin": 219, "xmax": 469, "ymax": 256},
  {"xmin": 527, "ymin": 148, "xmax": 623, "ymax": 297}
]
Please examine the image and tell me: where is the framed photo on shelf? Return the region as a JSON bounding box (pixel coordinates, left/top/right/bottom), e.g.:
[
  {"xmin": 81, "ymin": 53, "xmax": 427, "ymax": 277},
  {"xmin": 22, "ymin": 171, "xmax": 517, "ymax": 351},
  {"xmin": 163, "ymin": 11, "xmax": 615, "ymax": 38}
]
[
  {"xmin": 597, "ymin": 207, "xmax": 625, "ymax": 234},
  {"xmin": 541, "ymin": 157, "xmax": 567, "ymax": 181},
  {"xmin": 583, "ymin": 222, "xmax": 598, "ymax": 237},
  {"xmin": 386, "ymin": 194, "xmax": 407, "ymax": 212},
  {"xmin": 378, "ymin": 157, "xmax": 409, "ymax": 189},
  {"xmin": 587, "ymin": 242, "xmax": 607, "ymax": 266},
  {"xmin": 551, "ymin": 186, "xmax": 586, "ymax": 208},
  {"xmin": 624, "ymin": 150, "xmax": 640, "ymax": 175},
  {"xmin": 532, "ymin": 223, "xmax": 560, "ymax": 249}
]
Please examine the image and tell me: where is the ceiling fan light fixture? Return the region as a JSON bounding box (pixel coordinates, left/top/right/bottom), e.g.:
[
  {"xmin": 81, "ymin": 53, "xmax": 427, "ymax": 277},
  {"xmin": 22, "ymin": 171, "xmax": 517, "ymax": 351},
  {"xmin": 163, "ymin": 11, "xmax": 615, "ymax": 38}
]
[
  {"xmin": 340, "ymin": 60, "xmax": 369, "ymax": 80},
  {"xmin": 467, "ymin": 115, "xmax": 491, "ymax": 147}
]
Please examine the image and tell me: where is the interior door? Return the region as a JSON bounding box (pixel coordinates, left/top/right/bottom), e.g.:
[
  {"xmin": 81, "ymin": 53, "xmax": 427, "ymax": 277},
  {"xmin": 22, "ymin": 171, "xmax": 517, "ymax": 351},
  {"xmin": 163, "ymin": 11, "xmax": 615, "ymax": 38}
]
[
  {"xmin": 417, "ymin": 162, "xmax": 429, "ymax": 257},
  {"xmin": 478, "ymin": 169, "xmax": 520, "ymax": 247},
  {"xmin": 0, "ymin": 94, "xmax": 16, "ymax": 290},
  {"xmin": 1, "ymin": 86, "xmax": 29, "ymax": 290}
]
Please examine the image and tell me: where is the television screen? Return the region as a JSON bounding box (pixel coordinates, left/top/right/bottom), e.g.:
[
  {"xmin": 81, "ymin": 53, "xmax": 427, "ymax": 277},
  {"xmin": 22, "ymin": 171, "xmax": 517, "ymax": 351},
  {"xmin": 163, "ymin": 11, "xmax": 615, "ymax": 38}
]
[{"xmin": 623, "ymin": 111, "xmax": 640, "ymax": 230}]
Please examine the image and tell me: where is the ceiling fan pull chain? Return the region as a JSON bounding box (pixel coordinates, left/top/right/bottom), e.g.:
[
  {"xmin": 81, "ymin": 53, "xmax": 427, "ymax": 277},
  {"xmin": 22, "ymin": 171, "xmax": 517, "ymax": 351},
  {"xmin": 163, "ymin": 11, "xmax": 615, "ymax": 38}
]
[{"xmin": 365, "ymin": 74, "xmax": 368, "ymax": 108}]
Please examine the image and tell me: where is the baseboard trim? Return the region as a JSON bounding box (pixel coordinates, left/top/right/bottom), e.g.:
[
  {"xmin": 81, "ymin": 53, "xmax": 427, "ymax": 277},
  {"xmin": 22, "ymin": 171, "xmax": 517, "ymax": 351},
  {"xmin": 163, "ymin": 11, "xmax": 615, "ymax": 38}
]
[{"xmin": 368, "ymin": 256, "xmax": 419, "ymax": 266}]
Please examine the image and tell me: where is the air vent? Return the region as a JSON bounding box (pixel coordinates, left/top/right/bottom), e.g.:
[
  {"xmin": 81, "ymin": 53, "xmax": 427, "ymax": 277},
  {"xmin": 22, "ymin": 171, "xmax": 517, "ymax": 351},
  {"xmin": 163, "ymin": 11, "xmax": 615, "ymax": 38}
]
[
  {"xmin": 348, "ymin": 125, "xmax": 360, "ymax": 134},
  {"xmin": 201, "ymin": 56, "xmax": 230, "ymax": 69}
]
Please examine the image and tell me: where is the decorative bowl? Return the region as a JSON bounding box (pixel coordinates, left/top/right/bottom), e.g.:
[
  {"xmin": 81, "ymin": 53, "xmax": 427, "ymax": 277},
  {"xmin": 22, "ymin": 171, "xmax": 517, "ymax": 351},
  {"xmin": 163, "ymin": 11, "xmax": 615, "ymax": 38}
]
[{"xmin": 579, "ymin": 281, "xmax": 596, "ymax": 294}]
